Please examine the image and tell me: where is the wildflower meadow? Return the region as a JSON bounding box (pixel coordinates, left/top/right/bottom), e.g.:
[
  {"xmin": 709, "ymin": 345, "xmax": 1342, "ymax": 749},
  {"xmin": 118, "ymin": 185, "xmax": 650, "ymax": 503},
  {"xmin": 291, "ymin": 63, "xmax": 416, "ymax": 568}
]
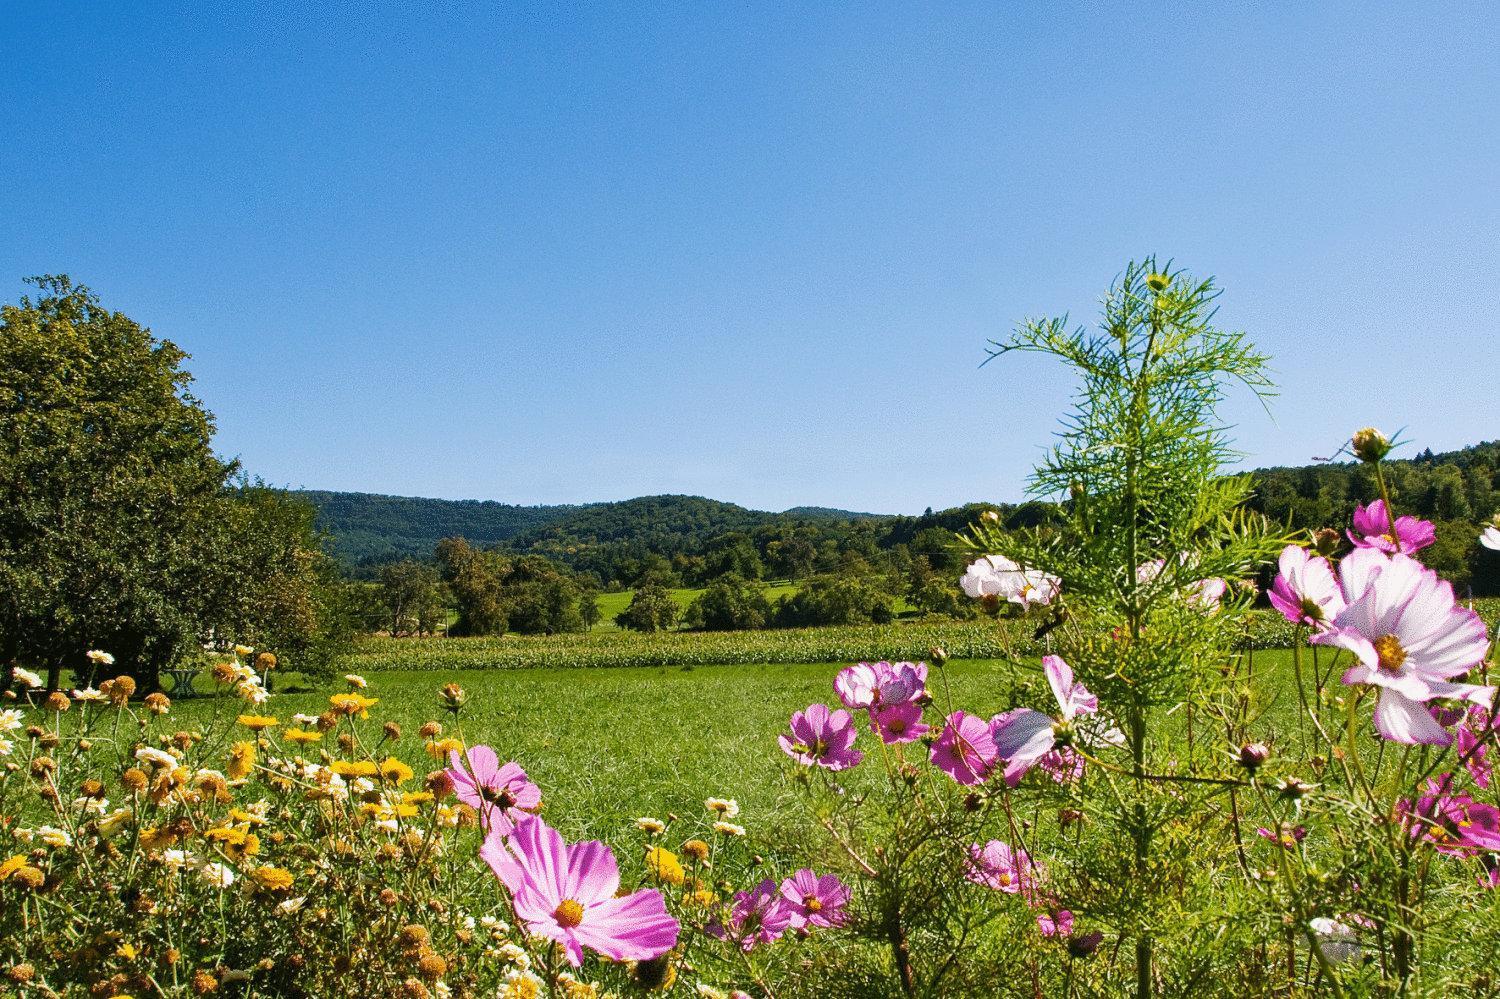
[{"xmin": 4, "ymin": 262, "xmax": 1500, "ymax": 999}]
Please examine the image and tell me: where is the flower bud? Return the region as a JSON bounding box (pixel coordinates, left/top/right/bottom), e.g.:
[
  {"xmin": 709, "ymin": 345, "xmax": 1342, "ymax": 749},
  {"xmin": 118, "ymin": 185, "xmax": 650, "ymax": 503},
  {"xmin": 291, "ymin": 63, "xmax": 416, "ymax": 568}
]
[
  {"xmin": 1067, "ymin": 930, "xmax": 1105, "ymax": 958},
  {"xmin": 1312, "ymin": 528, "xmax": 1340, "ymax": 557},
  {"xmin": 928, "ymin": 646, "xmax": 949, "ymax": 666},
  {"xmin": 1351, "ymin": 427, "xmax": 1391, "ymax": 463},
  {"xmin": 1238, "ymin": 742, "xmax": 1270, "ymax": 773},
  {"xmin": 1145, "ymin": 273, "xmax": 1170, "ymax": 292}
]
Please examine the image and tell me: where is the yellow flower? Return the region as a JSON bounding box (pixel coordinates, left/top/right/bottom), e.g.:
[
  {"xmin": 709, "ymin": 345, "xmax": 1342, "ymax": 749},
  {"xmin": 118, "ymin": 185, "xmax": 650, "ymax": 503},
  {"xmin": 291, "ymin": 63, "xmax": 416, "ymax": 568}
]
[
  {"xmin": 250, "ymin": 866, "xmax": 294, "ymax": 892},
  {"xmin": 228, "ymin": 807, "xmax": 268, "ymax": 826},
  {"xmin": 644, "ymin": 846, "xmax": 685, "ymax": 887},
  {"xmin": 284, "ymin": 728, "xmax": 322, "ymax": 744},
  {"xmin": 0, "ymin": 854, "xmax": 27, "ymax": 881},
  {"xmin": 401, "ymin": 791, "xmax": 434, "ymax": 805},
  {"xmin": 331, "ymin": 760, "xmax": 379, "ymax": 778},
  {"xmin": 379, "ymin": 757, "xmax": 414, "ymax": 784},
  {"xmin": 423, "ymin": 737, "xmax": 465, "ymax": 760},
  {"xmin": 237, "ymin": 715, "xmax": 279, "ymax": 731},
  {"xmin": 233, "ymin": 644, "xmax": 254, "ymax": 657},
  {"xmin": 227, "ymin": 741, "xmax": 256, "ymax": 781},
  {"xmin": 115, "ymin": 942, "xmax": 137, "ymax": 960},
  {"xmin": 329, "ymin": 693, "xmax": 379, "ymax": 718}
]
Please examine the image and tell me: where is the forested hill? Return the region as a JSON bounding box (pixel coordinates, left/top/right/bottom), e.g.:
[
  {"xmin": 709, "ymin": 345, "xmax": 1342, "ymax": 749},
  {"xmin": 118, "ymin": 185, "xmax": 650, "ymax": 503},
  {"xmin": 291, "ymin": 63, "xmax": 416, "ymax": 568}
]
[
  {"xmin": 306, "ymin": 491, "xmax": 897, "ymax": 569},
  {"xmin": 300, "ymin": 490, "xmax": 580, "ymax": 566}
]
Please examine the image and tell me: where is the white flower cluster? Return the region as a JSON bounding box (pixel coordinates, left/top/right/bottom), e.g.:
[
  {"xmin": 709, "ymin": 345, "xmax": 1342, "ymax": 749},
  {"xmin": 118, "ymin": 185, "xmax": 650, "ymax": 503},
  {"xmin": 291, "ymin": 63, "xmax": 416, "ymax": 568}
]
[{"xmin": 960, "ymin": 555, "xmax": 1061, "ymax": 609}]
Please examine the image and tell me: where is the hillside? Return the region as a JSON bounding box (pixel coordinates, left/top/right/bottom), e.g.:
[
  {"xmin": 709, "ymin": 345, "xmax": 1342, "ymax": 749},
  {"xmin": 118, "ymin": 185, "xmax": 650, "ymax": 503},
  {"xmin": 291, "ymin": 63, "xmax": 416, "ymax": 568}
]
[{"xmin": 302, "ymin": 490, "xmax": 580, "ymax": 566}]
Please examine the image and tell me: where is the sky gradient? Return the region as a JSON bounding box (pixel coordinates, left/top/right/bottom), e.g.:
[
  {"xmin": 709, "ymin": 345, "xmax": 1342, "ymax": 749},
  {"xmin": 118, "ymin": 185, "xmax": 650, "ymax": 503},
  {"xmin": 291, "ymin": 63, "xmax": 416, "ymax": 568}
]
[{"xmin": 4, "ymin": 3, "xmax": 1497, "ymax": 514}]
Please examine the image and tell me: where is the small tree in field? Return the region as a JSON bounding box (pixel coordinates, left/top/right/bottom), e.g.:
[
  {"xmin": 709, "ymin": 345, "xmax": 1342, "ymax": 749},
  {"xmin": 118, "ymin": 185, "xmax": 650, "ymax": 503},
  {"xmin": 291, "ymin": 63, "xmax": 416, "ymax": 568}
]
[
  {"xmin": 686, "ymin": 573, "xmax": 773, "ymax": 630},
  {"xmin": 615, "ymin": 581, "xmax": 680, "ymax": 632}
]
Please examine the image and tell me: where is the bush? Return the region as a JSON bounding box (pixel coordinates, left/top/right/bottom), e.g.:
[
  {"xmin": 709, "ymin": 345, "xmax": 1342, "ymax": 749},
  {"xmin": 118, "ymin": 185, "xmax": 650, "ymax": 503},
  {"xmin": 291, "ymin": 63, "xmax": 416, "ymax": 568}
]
[
  {"xmin": 686, "ymin": 574, "xmax": 773, "ymax": 631},
  {"xmin": 773, "ymin": 575, "xmax": 895, "ymax": 627},
  {"xmin": 615, "ymin": 581, "xmax": 681, "ymax": 632}
]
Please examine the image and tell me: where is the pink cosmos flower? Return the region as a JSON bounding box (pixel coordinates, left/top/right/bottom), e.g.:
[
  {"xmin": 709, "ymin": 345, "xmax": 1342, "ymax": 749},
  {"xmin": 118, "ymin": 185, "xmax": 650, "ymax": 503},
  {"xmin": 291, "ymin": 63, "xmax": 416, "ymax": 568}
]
[
  {"xmin": 1267, "ymin": 545, "xmax": 1346, "ymax": 629},
  {"xmin": 965, "ymin": 840, "xmax": 1041, "ymax": 895},
  {"xmin": 1256, "ymin": 823, "xmax": 1307, "ymax": 850},
  {"xmin": 777, "ymin": 869, "xmax": 851, "ymax": 929},
  {"xmin": 1457, "ymin": 707, "xmax": 1494, "ymax": 789},
  {"xmin": 990, "ymin": 656, "xmax": 1111, "ymax": 787},
  {"xmin": 1347, "ymin": 499, "xmax": 1436, "ymax": 555},
  {"xmin": 1037, "ymin": 909, "xmax": 1074, "ymax": 938},
  {"xmin": 480, "ymin": 815, "xmax": 678, "ymax": 967},
  {"xmin": 446, "ymin": 745, "xmax": 542, "ymax": 835},
  {"xmin": 779, "ymin": 703, "xmax": 863, "ymax": 770},
  {"xmin": 834, "ymin": 661, "xmax": 927, "ymax": 710},
  {"xmin": 1037, "ymin": 747, "xmax": 1085, "ymax": 783},
  {"xmin": 1311, "ymin": 549, "xmax": 1493, "ymax": 745},
  {"xmin": 930, "ymin": 710, "xmax": 1000, "ymax": 785},
  {"xmin": 707, "ymin": 879, "xmax": 794, "ymax": 951},
  {"xmin": 870, "ymin": 701, "xmax": 930, "ymax": 744},
  {"xmin": 1402, "ymin": 777, "xmax": 1500, "ymax": 856}
]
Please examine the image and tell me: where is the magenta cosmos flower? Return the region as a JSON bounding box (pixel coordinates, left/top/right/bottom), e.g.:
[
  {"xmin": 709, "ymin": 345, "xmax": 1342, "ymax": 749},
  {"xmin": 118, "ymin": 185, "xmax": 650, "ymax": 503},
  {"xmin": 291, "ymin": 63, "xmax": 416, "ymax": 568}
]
[
  {"xmin": 870, "ymin": 701, "xmax": 930, "ymax": 744},
  {"xmin": 965, "ymin": 840, "xmax": 1041, "ymax": 895},
  {"xmin": 1312, "ymin": 549, "xmax": 1492, "ymax": 744},
  {"xmin": 1267, "ymin": 544, "xmax": 1345, "ymax": 629},
  {"xmin": 990, "ymin": 656, "xmax": 1108, "ymax": 787},
  {"xmin": 779, "ymin": 703, "xmax": 863, "ymax": 770},
  {"xmin": 446, "ymin": 745, "xmax": 542, "ymax": 835},
  {"xmin": 1347, "ymin": 499, "xmax": 1436, "ymax": 555},
  {"xmin": 708, "ymin": 879, "xmax": 794, "ymax": 951},
  {"xmin": 834, "ymin": 660, "xmax": 927, "ymax": 710},
  {"xmin": 480, "ymin": 815, "xmax": 678, "ymax": 966},
  {"xmin": 778, "ymin": 869, "xmax": 851, "ymax": 929},
  {"xmin": 1457, "ymin": 707, "xmax": 1494, "ymax": 789},
  {"xmin": 1404, "ymin": 777, "xmax": 1500, "ymax": 857},
  {"xmin": 930, "ymin": 710, "xmax": 1000, "ymax": 785}
]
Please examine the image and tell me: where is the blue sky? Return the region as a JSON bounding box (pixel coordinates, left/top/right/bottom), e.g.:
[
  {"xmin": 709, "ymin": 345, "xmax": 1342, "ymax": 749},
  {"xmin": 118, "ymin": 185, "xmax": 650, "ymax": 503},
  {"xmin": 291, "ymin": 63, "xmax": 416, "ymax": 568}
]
[{"xmin": 4, "ymin": 3, "xmax": 1497, "ymax": 514}]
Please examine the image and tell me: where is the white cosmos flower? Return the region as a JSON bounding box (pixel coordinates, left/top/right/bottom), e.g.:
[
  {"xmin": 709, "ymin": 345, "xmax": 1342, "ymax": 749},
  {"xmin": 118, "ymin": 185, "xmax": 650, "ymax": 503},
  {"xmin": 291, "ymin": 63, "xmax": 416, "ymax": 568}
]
[
  {"xmin": 0, "ymin": 737, "xmax": 13, "ymax": 758},
  {"xmin": 704, "ymin": 797, "xmax": 739, "ymax": 818},
  {"xmin": 72, "ymin": 687, "xmax": 106, "ymax": 702},
  {"xmin": 12, "ymin": 667, "xmax": 43, "ymax": 688},
  {"xmin": 1483, "ymin": 526, "xmax": 1500, "ymax": 551},
  {"xmin": 0, "ymin": 708, "xmax": 23, "ymax": 732},
  {"xmin": 86, "ymin": 650, "xmax": 115, "ymax": 665}
]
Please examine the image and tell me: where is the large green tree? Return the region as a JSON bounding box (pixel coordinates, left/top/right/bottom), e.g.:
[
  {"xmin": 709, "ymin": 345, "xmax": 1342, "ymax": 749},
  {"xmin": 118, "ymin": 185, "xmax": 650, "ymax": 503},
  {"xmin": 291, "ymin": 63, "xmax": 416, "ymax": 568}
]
[{"xmin": 0, "ymin": 277, "xmax": 342, "ymax": 689}]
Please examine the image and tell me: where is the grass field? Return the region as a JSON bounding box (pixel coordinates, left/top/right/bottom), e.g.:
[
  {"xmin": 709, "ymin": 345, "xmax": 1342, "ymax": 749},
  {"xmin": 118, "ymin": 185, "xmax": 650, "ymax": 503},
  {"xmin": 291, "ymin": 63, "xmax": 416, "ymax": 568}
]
[
  {"xmin": 160, "ymin": 648, "xmax": 1304, "ymax": 860},
  {"xmin": 590, "ymin": 581, "xmax": 843, "ymax": 629}
]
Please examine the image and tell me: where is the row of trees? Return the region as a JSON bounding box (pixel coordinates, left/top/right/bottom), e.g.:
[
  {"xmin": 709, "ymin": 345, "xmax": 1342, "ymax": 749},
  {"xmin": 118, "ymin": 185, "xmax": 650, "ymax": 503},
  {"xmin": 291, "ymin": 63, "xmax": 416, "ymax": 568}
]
[{"xmin": 1, "ymin": 278, "xmax": 354, "ymax": 691}]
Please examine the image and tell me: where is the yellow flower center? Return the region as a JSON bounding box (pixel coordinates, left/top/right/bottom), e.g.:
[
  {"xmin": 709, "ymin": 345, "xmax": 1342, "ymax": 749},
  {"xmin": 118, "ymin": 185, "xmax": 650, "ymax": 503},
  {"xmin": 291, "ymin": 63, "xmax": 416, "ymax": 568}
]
[
  {"xmin": 1374, "ymin": 634, "xmax": 1407, "ymax": 674},
  {"xmin": 997, "ymin": 871, "xmax": 1014, "ymax": 887},
  {"xmin": 811, "ymin": 738, "xmax": 829, "ymax": 758},
  {"xmin": 553, "ymin": 899, "xmax": 584, "ymax": 928},
  {"xmin": 803, "ymin": 894, "xmax": 823, "ymax": 912},
  {"xmin": 1299, "ymin": 597, "xmax": 1324, "ymax": 622}
]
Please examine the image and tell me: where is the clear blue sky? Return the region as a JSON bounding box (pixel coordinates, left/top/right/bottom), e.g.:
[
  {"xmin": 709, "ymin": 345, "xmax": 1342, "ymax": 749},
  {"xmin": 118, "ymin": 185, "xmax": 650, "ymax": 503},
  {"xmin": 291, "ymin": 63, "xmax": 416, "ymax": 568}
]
[{"xmin": 4, "ymin": 3, "xmax": 1497, "ymax": 514}]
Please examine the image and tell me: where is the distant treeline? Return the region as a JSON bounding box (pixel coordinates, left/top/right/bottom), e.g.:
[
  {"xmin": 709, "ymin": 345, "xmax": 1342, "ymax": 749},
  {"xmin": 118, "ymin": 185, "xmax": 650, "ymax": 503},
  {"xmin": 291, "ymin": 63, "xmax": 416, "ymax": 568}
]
[{"xmin": 319, "ymin": 441, "xmax": 1500, "ymax": 631}]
